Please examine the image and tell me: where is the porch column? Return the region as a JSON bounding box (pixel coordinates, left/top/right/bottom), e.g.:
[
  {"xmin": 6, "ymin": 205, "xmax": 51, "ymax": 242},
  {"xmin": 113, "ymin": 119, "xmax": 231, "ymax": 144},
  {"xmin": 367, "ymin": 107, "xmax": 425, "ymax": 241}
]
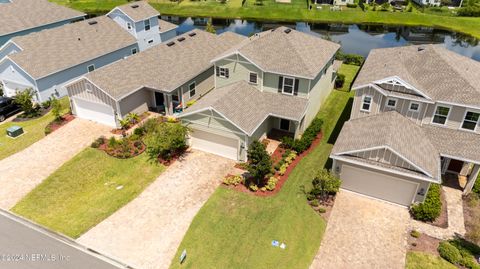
[
  {"xmin": 164, "ymin": 94, "xmax": 173, "ymax": 115},
  {"xmin": 293, "ymin": 120, "xmax": 301, "ymax": 139},
  {"xmin": 464, "ymin": 164, "xmax": 480, "ymax": 195}
]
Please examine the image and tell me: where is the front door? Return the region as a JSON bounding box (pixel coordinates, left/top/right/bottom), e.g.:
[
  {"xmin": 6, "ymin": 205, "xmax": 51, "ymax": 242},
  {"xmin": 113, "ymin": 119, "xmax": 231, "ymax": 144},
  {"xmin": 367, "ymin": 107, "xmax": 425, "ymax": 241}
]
[
  {"xmin": 280, "ymin": 119, "xmax": 290, "ymax": 131},
  {"xmin": 155, "ymin": 92, "xmax": 164, "ymax": 107}
]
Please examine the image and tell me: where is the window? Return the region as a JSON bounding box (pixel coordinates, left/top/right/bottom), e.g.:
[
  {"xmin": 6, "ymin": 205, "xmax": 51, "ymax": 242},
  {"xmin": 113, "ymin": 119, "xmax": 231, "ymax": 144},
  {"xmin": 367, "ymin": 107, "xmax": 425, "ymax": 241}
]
[
  {"xmin": 189, "ymin": 82, "xmax": 196, "ymax": 97},
  {"xmin": 87, "ymin": 64, "xmax": 95, "ymax": 73},
  {"xmin": 282, "ymin": 77, "xmax": 295, "ymax": 95},
  {"xmin": 144, "ymin": 19, "xmax": 151, "ymax": 31},
  {"xmin": 131, "ymin": 48, "xmax": 137, "ymax": 55},
  {"xmin": 280, "ymin": 119, "xmax": 290, "ymax": 131},
  {"xmin": 409, "ymin": 102, "xmax": 421, "ymax": 112},
  {"xmin": 385, "ymin": 98, "xmax": 397, "ymax": 108},
  {"xmin": 172, "ymin": 94, "xmax": 179, "ymax": 102},
  {"xmin": 147, "ymin": 39, "xmax": 154, "ymax": 44},
  {"xmin": 461, "ymin": 111, "xmax": 480, "ymax": 131},
  {"xmin": 361, "ymin": 95, "xmax": 372, "ymax": 112},
  {"xmin": 249, "ymin": 72, "xmax": 258, "ymax": 84},
  {"xmin": 126, "ymin": 22, "xmax": 132, "ymax": 30},
  {"xmin": 432, "ymin": 105, "xmax": 450, "ymax": 125},
  {"xmin": 218, "ymin": 67, "xmax": 229, "ymax": 78},
  {"xmin": 85, "ymin": 83, "xmax": 93, "ymax": 93}
]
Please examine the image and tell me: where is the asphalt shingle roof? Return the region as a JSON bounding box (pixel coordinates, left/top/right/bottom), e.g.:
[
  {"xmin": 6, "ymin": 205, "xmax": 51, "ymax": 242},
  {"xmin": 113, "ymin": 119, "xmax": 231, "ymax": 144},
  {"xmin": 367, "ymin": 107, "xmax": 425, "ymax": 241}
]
[
  {"xmin": 332, "ymin": 111, "xmax": 440, "ymax": 179},
  {"xmin": 0, "ymin": 0, "xmax": 85, "ymax": 37},
  {"xmin": 213, "ymin": 26, "xmax": 340, "ymax": 79},
  {"xmin": 158, "ymin": 19, "xmax": 177, "ymax": 33},
  {"xmin": 353, "ymin": 44, "xmax": 480, "ymax": 107},
  {"xmin": 7, "ymin": 16, "xmax": 136, "ymax": 79},
  {"xmin": 113, "ymin": 1, "xmax": 159, "ymax": 22},
  {"xmin": 85, "ymin": 30, "xmax": 246, "ymax": 100},
  {"xmin": 179, "ymin": 80, "xmax": 308, "ymax": 135}
]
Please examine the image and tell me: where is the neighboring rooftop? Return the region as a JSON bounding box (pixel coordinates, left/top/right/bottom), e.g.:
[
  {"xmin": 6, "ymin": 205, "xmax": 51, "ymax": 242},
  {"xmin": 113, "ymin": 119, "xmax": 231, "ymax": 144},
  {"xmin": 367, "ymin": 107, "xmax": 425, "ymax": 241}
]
[
  {"xmin": 180, "ymin": 80, "xmax": 308, "ymax": 135},
  {"xmin": 6, "ymin": 17, "xmax": 137, "ymax": 79},
  {"xmin": 332, "ymin": 111, "xmax": 440, "ymax": 179},
  {"xmin": 0, "ymin": 0, "xmax": 85, "ymax": 36},
  {"xmin": 158, "ymin": 19, "xmax": 178, "ymax": 33},
  {"xmin": 85, "ymin": 30, "xmax": 246, "ymax": 100},
  {"xmin": 212, "ymin": 26, "xmax": 340, "ymax": 79},
  {"xmin": 110, "ymin": 1, "xmax": 159, "ymax": 22},
  {"xmin": 353, "ymin": 44, "xmax": 480, "ymax": 108}
]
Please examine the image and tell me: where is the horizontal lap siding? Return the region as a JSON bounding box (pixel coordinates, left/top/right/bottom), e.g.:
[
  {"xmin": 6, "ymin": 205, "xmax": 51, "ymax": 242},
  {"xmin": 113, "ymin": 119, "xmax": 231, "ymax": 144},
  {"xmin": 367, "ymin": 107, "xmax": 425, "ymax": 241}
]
[
  {"xmin": 180, "ymin": 68, "xmax": 214, "ymax": 104},
  {"xmin": 118, "ymin": 89, "xmax": 151, "ymax": 117},
  {"xmin": 351, "ymin": 86, "xmax": 383, "ymax": 119}
]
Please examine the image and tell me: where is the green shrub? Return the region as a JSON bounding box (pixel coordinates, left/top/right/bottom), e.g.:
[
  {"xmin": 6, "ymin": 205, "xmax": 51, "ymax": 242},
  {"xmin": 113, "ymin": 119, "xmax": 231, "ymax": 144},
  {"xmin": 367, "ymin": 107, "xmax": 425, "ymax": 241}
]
[
  {"xmin": 335, "ymin": 73, "xmax": 346, "ymax": 89},
  {"xmin": 472, "ymin": 175, "xmax": 480, "ymax": 196},
  {"xmin": 108, "ymin": 136, "xmax": 117, "ymax": 148},
  {"xmin": 438, "ymin": 241, "xmax": 462, "ymax": 265},
  {"xmin": 310, "ymin": 169, "xmax": 341, "ymax": 202},
  {"xmin": 410, "ymin": 184, "xmax": 442, "ymax": 222},
  {"xmin": 410, "ymin": 230, "xmax": 421, "ymax": 238},
  {"xmin": 144, "ymin": 122, "xmax": 188, "ymax": 160},
  {"xmin": 458, "ymin": 6, "xmax": 480, "ymax": 17},
  {"xmin": 44, "ymin": 126, "xmax": 52, "ymax": 135},
  {"xmin": 133, "ymin": 126, "xmax": 145, "ymax": 136},
  {"xmin": 50, "ymin": 96, "xmax": 63, "ymax": 121},
  {"xmin": 266, "ymin": 176, "xmax": 279, "ymax": 191},
  {"xmin": 335, "ymin": 51, "xmax": 365, "ymax": 66},
  {"xmin": 317, "ymin": 207, "xmax": 326, "ymax": 213},
  {"xmin": 310, "ymin": 199, "xmax": 319, "ymax": 207},
  {"xmin": 249, "ymin": 183, "xmax": 258, "ymax": 192},
  {"xmin": 14, "ymin": 88, "xmax": 39, "ymax": 117},
  {"xmin": 280, "ymin": 136, "xmax": 295, "ymax": 149},
  {"xmin": 346, "ymin": 3, "xmax": 357, "ymax": 7},
  {"xmin": 223, "ymin": 175, "xmax": 244, "ymax": 186},
  {"xmin": 449, "ymin": 238, "xmax": 480, "ymax": 269},
  {"xmin": 247, "ymin": 141, "xmax": 272, "ymax": 185}
]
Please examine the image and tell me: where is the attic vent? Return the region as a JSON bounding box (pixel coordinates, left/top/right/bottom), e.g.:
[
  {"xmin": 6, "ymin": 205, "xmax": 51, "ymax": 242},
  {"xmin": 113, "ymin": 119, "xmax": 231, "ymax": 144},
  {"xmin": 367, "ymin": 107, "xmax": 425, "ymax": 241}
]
[
  {"xmin": 188, "ymin": 32, "xmax": 196, "ymax": 37},
  {"xmin": 284, "ymin": 28, "xmax": 292, "ymax": 34},
  {"xmin": 167, "ymin": 41, "xmax": 175, "ymax": 47},
  {"xmin": 418, "ymin": 46, "xmax": 426, "ymax": 52},
  {"xmin": 88, "ymin": 21, "xmax": 98, "ymax": 25},
  {"xmin": 177, "ymin": 37, "xmax": 186, "ymax": 42},
  {"xmin": 131, "ymin": 4, "xmax": 139, "ymax": 8}
]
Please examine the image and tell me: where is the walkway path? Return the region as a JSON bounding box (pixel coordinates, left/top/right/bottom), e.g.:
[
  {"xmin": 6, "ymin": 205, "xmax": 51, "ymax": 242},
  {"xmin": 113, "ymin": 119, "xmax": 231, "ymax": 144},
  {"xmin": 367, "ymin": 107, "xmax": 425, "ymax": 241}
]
[
  {"xmin": 310, "ymin": 191, "xmax": 410, "ymax": 269},
  {"xmin": 0, "ymin": 118, "xmax": 110, "ymax": 209},
  {"xmin": 78, "ymin": 150, "xmax": 236, "ymax": 269},
  {"xmin": 409, "ymin": 186, "xmax": 466, "ymax": 240}
]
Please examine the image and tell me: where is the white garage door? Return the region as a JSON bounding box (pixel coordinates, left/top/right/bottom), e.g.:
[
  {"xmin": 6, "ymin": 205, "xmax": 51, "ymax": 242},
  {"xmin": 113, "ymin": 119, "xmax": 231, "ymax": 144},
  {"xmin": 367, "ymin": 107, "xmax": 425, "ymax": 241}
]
[
  {"xmin": 73, "ymin": 98, "xmax": 116, "ymax": 127},
  {"xmin": 341, "ymin": 165, "xmax": 419, "ymax": 206},
  {"xmin": 190, "ymin": 129, "xmax": 239, "ymax": 160}
]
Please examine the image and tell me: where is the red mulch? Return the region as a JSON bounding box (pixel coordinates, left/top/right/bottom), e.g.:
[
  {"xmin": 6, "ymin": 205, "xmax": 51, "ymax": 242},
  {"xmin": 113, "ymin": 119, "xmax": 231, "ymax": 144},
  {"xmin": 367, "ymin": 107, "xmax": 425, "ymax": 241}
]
[
  {"xmin": 110, "ymin": 112, "xmax": 150, "ymax": 134},
  {"xmin": 227, "ymin": 133, "xmax": 324, "ymax": 197},
  {"xmin": 98, "ymin": 140, "xmax": 146, "ymax": 159},
  {"xmin": 46, "ymin": 114, "xmax": 75, "ymax": 134},
  {"xmin": 309, "ymin": 195, "xmax": 337, "ymax": 221},
  {"xmin": 408, "ymin": 232, "xmax": 442, "ymax": 256}
]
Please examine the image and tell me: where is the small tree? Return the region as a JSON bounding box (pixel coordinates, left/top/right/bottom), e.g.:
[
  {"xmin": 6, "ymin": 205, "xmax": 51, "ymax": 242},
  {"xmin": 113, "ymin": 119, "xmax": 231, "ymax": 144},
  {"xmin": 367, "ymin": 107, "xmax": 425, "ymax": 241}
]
[
  {"xmin": 14, "ymin": 88, "xmax": 37, "ymax": 117},
  {"xmin": 247, "ymin": 141, "xmax": 272, "ymax": 185},
  {"xmin": 310, "ymin": 169, "xmax": 341, "ymax": 202},
  {"xmin": 144, "ymin": 122, "xmax": 188, "ymax": 160},
  {"xmin": 50, "ymin": 96, "xmax": 62, "ymax": 121},
  {"xmin": 205, "ymin": 18, "xmax": 216, "ymax": 34}
]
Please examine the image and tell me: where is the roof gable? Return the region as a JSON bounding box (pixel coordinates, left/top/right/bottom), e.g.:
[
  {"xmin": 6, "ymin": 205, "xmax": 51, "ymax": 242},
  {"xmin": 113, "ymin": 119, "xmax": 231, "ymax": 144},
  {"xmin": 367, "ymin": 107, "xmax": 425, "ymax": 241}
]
[{"xmin": 108, "ymin": 1, "xmax": 159, "ymax": 22}]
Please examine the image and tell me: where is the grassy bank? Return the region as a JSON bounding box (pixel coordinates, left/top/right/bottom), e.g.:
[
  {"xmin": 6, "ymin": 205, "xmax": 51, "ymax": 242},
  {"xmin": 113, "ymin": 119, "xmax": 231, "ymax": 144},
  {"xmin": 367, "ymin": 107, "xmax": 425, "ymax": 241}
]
[
  {"xmin": 50, "ymin": 0, "xmax": 480, "ymax": 39},
  {"xmin": 12, "ymin": 148, "xmax": 164, "ymax": 238},
  {"xmin": 406, "ymin": 252, "xmax": 457, "ymax": 269},
  {"xmin": 168, "ymin": 64, "xmax": 359, "ymax": 269}
]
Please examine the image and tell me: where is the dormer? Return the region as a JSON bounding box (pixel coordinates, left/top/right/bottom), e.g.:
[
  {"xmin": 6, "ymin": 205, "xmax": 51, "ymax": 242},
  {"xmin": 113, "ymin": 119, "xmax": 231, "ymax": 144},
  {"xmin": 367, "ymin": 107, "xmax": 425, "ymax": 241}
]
[{"xmin": 107, "ymin": 1, "xmax": 160, "ymax": 51}]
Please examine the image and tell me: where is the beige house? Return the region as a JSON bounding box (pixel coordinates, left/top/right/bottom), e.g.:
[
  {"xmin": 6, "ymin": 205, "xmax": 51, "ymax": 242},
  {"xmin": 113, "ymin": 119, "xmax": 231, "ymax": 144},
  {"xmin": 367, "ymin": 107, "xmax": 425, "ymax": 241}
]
[
  {"xmin": 65, "ymin": 30, "xmax": 245, "ymax": 127},
  {"xmin": 331, "ymin": 44, "xmax": 480, "ymax": 206},
  {"xmin": 179, "ymin": 27, "xmax": 340, "ymax": 160}
]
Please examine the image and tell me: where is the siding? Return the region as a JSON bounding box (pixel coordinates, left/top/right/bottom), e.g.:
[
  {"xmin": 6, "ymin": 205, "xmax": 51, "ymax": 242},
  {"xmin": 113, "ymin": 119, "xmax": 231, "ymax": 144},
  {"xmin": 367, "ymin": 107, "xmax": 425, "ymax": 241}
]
[
  {"xmin": 214, "ymin": 55, "xmax": 263, "ymax": 90},
  {"xmin": 134, "ymin": 16, "xmax": 160, "ymax": 51},
  {"xmin": 351, "ymin": 86, "xmax": 384, "ymax": 119},
  {"xmin": 67, "ymin": 78, "xmax": 117, "ymax": 115},
  {"xmin": 304, "ymin": 62, "xmax": 335, "ymax": 128},
  {"xmin": 422, "ymin": 103, "xmax": 475, "ymax": 132},
  {"xmin": 379, "ymin": 83, "xmax": 422, "ymax": 97},
  {"xmin": 250, "ymin": 117, "xmax": 274, "ymax": 141},
  {"xmin": 263, "ymin": 72, "xmax": 309, "ymax": 98},
  {"xmin": 350, "ymin": 148, "xmax": 420, "ymax": 173},
  {"xmin": 118, "ymin": 88, "xmax": 152, "ymax": 117},
  {"xmin": 179, "ymin": 67, "xmax": 214, "ymax": 104},
  {"xmin": 159, "ymin": 29, "xmax": 177, "ymax": 42},
  {"xmin": 378, "ymin": 96, "xmax": 427, "ymax": 125},
  {"xmin": 181, "ymin": 110, "xmax": 244, "ymax": 136},
  {"xmin": 0, "ymin": 59, "xmax": 35, "ymax": 97}
]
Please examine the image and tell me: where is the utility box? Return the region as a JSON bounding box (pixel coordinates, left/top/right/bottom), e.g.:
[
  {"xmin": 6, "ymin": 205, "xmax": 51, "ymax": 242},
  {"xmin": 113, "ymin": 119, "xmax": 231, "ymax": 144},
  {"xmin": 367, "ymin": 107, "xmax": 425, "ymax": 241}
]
[{"xmin": 6, "ymin": 125, "xmax": 23, "ymax": 138}]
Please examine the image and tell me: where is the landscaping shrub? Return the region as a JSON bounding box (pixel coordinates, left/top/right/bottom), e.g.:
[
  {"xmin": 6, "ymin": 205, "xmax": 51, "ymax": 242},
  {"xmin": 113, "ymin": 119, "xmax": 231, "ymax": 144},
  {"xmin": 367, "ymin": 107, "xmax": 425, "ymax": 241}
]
[
  {"xmin": 50, "ymin": 96, "xmax": 62, "ymax": 121},
  {"xmin": 458, "ymin": 6, "xmax": 480, "ymax": 17},
  {"xmin": 472, "ymin": 175, "xmax": 480, "ymax": 196},
  {"xmin": 310, "ymin": 169, "xmax": 341, "ymax": 202},
  {"xmin": 310, "ymin": 199, "xmax": 319, "ymax": 207},
  {"xmin": 317, "ymin": 207, "xmax": 326, "ymax": 213},
  {"xmin": 410, "ymin": 183, "xmax": 442, "ymax": 222},
  {"xmin": 223, "ymin": 175, "xmax": 244, "ymax": 186},
  {"xmin": 44, "ymin": 126, "xmax": 52, "ymax": 135},
  {"xmin": 144, "ymin": 122, "xmax": 188, "ymax": 161},
  {"xmin": 335, "ymin": 73, "xmax": 346, "ymax": 89},
  {"xmin": 280, "ymin": 118, "xmax": 323, "ymax": 153},
  {"xmin": 133, "ymin": 127, "xmax": 145, "ymax": 136},
  {"xmin": 249, "ymin": 182, "xmax": 258, "ymax": 192},
  {"xmin": 410, "ymin": 230, "xmax": 421, "ymax": 238},
  {"xmin": 335, "ymin": 51, "xmax": 365, "ymax": 66},
  {"xmin": 41, "ymin": 100, "xmax": 51, "ymax": 109},
  {"xmin": 140, "ymin": 118, "xmax": 160, "ymax": 134},
  {"xmin": 266, "ymin": 176, "xmax": 279, "ymax": 191},
  {"xmin": 346, "ymin": 3, "xmax": 358, "ymax": 7},
  {"xmin": 247, "ymin": 141, "xmax": 273, "ymax": 185},
  {"xmin": 14, "ymin": 88, "xmax": 40, "ymax": 118},
  {"xmin": 449, "ymin": 238, "xmax": 480, "ymax": 269},
  {"xmin": 108, "ymin": 136, "xmax": 117, "ymax": 148},
  {"xmin": 438, "ymin": 241, "xmax": 462, "ymax": 265}
]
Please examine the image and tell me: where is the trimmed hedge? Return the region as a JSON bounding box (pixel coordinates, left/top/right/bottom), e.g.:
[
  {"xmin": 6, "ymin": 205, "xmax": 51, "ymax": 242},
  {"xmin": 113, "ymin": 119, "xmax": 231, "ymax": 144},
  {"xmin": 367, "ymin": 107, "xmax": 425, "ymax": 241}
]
[
  {"xmin": 458, "ymin": 6, "xmax": 480, "ymax": 17},
  {"xmin": 281, "ymin": 118, "xmax": 323, "ymax": 153},
  {"xmin": 438, "ymin": 241, "xmax": 462, "ymax": 265},
  {"xmin": 335, "ymin": 51, "xmax": 365, "ymax": 66},
  {"xmin": 410, "ymin": 183, "xmax": 442, "ymax": 222}
]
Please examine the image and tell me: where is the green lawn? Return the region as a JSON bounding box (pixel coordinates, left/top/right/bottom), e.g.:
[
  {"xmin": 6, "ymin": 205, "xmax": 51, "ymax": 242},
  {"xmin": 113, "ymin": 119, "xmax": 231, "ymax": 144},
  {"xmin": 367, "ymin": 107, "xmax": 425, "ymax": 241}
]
[
  {"xmin": 50, "ymin": 0, "xmax": 480, "ymax": 39},
  {"xmin": 0, "ymin": 98, "xmax": 69, "ymax": 161},
  {"xmin": 168, "ymin": 64, "xmax": 359, "ymax": 269},
  {"xmin": 12, "ymin": 148, "xmax": 164, "ymax": 238},
  {"xmin": 406, "ymin": 251, "xmax": 457, "ymax": 269}
]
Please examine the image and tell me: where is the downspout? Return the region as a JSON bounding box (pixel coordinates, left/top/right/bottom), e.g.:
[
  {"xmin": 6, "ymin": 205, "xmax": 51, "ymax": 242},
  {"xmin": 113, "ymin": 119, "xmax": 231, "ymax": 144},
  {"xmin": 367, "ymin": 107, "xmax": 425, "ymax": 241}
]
[{"xmin": 115, "ymin": 99, "xmax": 122, "ymax": 128}]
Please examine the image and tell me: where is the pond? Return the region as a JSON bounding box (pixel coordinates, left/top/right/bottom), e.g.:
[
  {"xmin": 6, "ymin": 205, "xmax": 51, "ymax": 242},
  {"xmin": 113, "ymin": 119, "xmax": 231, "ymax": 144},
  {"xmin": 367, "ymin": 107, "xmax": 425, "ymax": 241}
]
[{"xmin": 162, "ymin": 16, "xmax": 480, "ymax": 61}]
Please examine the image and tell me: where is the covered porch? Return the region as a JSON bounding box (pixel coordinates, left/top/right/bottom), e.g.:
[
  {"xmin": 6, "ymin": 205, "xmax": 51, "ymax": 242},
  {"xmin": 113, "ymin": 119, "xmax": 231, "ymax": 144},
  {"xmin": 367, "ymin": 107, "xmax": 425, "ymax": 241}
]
[
  {"xmin": 148, "ymin": 88, "xmax": 185, "ymax": 116},
  {"xmin": 441, "ymin": 156, "xmax": 480, "ymax": 195}
]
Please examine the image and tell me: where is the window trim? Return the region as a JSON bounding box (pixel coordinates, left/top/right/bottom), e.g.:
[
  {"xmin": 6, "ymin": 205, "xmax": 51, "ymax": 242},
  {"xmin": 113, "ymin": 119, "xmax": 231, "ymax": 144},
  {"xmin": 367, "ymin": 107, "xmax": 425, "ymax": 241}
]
[
  {"xmin": 282, "ymin": 76, "xmax": 295, "ymax": 96},
  {"xmin": 360, "ymin": 95, "xmax": 373, "ymax": 112},
  {"xmin": 131, "ymin": 48, "xmax": 138, "ymax": 55},
  {"xmin": 249, "ymin": 72, "xmax": 258, "ymax": 85},
  {"xmin": 408, "ymin": 101, "xmax": 421, "ymax": 112},
  {"xmin": 87, "ymin": 64, "xmax": 95, "ymax": 73},
  {"xmin": 385, "ymin": 98, "xmax": 397, "ymax": 109},
  {"xmin": 218, "ymin": 67, "xmax": 228, "ymax": 78},
  {"xmin": 460, "ymin": 109, "xmax": 480, "ymax": 132},
  {"xmin": 144, "ymin": 19, "xmax": 151, "ymax": 31},
  {"xmin": 188, "ymin": 81, "xmax": 196, "ymax": 98},
  {"xmin": 431, "ymin": 104, "xmax": 451, "ymax": 126}
]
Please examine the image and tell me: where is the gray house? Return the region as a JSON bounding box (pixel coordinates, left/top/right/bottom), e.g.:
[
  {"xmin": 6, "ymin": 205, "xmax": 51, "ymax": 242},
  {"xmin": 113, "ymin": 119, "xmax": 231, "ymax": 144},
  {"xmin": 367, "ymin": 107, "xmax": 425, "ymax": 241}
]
[
  {"xmin": 178, "ymin": 27, "xmax": 340, "ymax": 160},
  {"xmin": 65, "ymin": 30, "xmax": 245, "ymax": 127},
  {"xmin": 0, "ymin": 0, "xmax": 85, "ymax": 46},
  {"xmin": 331, "ymin": 44, "xmax": 480, "ymax": 206},
  {"xmin": 106, "ymin": 1, "xmax": 177, "ymax": 51}
]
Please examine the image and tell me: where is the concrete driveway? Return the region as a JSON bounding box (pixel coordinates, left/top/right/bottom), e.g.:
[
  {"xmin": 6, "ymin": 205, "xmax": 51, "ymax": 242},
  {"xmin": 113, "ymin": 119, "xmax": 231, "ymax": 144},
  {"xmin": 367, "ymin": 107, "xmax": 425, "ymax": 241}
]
[
  {"xmin": 78, "ymin": 150, "xmax": 236, "ymax": 269},
  {"xmin": 310, "ymin": 191, "xmax": 410, "ymax": 269},
  {"xmin": 0, "ymin": 118, "xmax": 110, "ymax": 209}
]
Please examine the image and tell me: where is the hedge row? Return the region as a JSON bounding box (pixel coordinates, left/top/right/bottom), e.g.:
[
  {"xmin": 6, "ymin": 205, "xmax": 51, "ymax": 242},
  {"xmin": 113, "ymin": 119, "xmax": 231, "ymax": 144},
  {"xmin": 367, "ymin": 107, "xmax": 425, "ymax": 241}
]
[
  {"xmin": 410, "ymin": 183, "xmax": 442, "ymax": 222},
  {"xmin": 281, "ymin": 118, "xmax": 323, "ymax": 153}
]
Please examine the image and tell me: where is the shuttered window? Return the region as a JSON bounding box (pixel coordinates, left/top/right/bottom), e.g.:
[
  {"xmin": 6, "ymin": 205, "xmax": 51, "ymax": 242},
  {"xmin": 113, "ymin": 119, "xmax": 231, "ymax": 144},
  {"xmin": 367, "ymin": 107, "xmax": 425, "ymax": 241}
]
[
  {"xmin": 461, "ymin": 111, "xmax": 479, "ymax": 131},
  {"xmin": 217, "ymin": 67, "xmax": 229, "ymax": 78},
  {"xmin": 189, "ymin": 82, "xmax": 196, "ymax": 97},
  {"xmin": 282, "ymin": 77, "xmax": 295, "ymax": 95}
]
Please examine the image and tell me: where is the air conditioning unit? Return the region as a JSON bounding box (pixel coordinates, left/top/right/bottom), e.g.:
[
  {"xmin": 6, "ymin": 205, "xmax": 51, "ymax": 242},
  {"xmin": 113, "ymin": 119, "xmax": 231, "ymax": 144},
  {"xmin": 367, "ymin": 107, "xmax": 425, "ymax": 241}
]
[{"xmin": 6, "ymin": 125, "xmax": 24, "ymax": 138}]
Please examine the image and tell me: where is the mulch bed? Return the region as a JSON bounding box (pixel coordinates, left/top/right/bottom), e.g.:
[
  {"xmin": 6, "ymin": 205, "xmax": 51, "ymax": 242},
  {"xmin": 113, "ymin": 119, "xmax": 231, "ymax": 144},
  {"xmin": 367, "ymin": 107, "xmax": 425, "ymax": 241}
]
[
  {"xmin": 309, "ymin": 195, "xmax": 337, "ymax": 221},
  {"xmin": 45, "ymin": 114, "xmax": 75, "ymax": 134},
  {"xmin": 13, "ymin": 108, "xmax": 51, "ymax": 122},
  {"xmin": 227, "ymin": 133, "xmax": 323, "ymax": 197},
  {"xmin": 110, "ymin": 112, "xmax": 150, "ymax": 135},
  {"xmin": 157, "ymin": 150, "xmax": 186, "ymax": 166},
  {"xmin": 408, "ymin": 232, "xmax": 442, "ymax": 256},
  {"xmin": 98, "ymin": 140, "xmax": 146, "ymax": 159}
]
